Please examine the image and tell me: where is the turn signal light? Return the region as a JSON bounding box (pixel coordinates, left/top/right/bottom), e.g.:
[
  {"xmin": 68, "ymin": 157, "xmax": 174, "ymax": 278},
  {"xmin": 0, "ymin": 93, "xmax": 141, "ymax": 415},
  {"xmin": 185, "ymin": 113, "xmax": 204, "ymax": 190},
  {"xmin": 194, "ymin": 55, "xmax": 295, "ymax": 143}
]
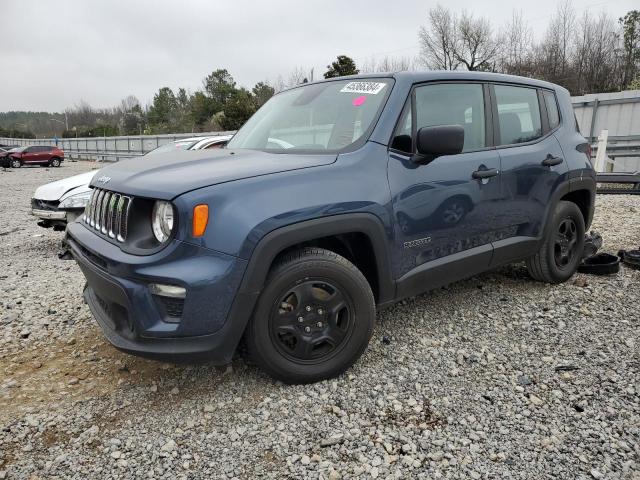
[{"xmin": 192, "ymin": 204, "xmax": 209, "ymax": 237}]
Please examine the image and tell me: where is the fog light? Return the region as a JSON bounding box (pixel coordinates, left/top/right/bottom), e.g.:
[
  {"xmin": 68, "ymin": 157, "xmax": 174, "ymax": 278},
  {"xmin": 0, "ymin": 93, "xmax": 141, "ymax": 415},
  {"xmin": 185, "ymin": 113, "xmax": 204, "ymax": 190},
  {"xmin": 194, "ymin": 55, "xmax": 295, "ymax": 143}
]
[{"xmin": 149, "ymin": 283, "xmax": 186, "ymax": 299}]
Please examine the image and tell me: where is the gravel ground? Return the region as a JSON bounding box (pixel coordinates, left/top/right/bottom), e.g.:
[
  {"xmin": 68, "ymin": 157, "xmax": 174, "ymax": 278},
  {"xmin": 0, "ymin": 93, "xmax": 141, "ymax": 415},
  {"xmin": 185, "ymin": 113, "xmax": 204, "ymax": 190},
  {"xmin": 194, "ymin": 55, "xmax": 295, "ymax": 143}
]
[{"xmin": 0, "ymin": 162, "xmax": 639, "ymax": 479}]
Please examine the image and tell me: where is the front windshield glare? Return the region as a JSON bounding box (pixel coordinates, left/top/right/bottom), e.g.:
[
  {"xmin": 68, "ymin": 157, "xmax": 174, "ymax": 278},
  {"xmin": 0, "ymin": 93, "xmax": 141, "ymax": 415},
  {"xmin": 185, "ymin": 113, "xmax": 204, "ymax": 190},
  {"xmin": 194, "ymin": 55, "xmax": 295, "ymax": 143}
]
[{"xmin": 227, "ymin": 79, "xmax": 392, "ymax": 152}]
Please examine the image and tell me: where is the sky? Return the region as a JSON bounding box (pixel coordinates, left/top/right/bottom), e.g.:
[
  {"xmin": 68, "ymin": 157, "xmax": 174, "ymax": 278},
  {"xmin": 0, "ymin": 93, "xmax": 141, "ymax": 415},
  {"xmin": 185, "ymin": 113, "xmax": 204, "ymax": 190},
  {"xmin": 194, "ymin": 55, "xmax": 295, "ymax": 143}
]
[{"xmin": 1, "ymin": 0, "xmax": 637, "ymax": 112}]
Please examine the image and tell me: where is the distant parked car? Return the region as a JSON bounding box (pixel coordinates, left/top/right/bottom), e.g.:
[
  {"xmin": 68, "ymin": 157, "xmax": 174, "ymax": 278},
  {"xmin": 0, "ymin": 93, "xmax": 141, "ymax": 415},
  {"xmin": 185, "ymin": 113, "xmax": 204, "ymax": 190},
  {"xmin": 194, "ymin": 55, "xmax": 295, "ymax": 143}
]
[
  {"xmin": 7, "ymin": 145, "xmax": 65, "ymax": 168},
  {"xmin": 32, "ymin": 135, "xmax": 232, "ymax": 229},
  {"xmin": 145, "ymin": 135, "xmax": 232, "ymax": 156}
]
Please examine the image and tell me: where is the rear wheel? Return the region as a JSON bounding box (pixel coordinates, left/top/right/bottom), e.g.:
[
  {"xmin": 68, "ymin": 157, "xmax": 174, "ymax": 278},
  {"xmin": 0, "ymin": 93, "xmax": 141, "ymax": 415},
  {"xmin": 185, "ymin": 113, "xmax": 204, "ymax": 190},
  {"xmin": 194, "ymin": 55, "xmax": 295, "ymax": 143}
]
[
  {"xmin": 526, "ymin": 201, "xmax": 585, "ymax": 283},
  {"xmin": 49, "ymin": 157, "xmax": 61, "ymax": 167},
  {"xmin": 245, "ymin": 247, "xmax": 375, "ymax": 384}
]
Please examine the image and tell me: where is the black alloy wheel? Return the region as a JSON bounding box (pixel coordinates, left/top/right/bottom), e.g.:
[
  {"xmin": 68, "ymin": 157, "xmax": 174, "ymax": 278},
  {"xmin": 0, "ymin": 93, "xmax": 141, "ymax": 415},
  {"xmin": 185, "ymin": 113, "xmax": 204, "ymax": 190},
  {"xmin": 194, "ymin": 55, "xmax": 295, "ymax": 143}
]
[
  {"xmin": 554, "ymin": 217, "xmax": 578, "ymax": 269},
  {"xmin": 270, "ymin": 279, "xmax": 354, "ymax": 363}
]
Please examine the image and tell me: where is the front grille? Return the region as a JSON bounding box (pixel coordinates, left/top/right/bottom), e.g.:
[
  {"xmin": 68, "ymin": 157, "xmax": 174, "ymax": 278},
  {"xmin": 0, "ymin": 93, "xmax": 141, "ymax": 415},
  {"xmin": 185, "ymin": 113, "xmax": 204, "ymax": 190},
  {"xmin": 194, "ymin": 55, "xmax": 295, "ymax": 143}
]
[
  {"xmin": 31, "ymin": 198, "xmax": 60, "ymax": 211},
  {"xmin": 83, "ymin": 188, "xmax": 132, "ymax": 242}
]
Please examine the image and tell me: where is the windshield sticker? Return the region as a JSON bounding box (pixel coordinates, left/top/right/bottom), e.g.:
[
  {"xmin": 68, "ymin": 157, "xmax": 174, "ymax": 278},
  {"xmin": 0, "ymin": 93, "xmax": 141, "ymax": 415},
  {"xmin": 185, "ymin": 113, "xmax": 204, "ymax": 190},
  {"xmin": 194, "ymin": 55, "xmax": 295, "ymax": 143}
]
[
  {"xmin": 352, "ymin": 95, "xmax": 367, "ymax": 107},
  {"xmin": 340, "ymin": 82, "xmax": 386, "ymax": 95}
]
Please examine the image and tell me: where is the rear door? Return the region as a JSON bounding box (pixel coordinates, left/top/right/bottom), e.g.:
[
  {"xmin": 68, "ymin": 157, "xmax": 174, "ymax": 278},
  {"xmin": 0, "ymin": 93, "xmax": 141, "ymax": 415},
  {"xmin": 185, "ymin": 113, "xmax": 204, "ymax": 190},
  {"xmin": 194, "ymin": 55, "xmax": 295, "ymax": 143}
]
[
  {"xmin": 35, "ymin": 146, "xmax": 50, "ymax": 163},
  {"xmin": 490, "ymin": 84, "xmax": 569, "ymax": 265}
]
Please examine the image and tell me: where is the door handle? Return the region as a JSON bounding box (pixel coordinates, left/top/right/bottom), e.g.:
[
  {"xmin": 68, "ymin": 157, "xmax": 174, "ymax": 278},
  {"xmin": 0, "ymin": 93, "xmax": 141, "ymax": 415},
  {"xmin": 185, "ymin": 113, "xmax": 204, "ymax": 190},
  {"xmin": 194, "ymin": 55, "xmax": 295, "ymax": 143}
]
[
  {"xmin": 542, "ymin": 154, "xmax": 563, "ymax": 167},
  {"xmin": 472, "ymin": 168, "xmax": 499, "ymax": 179}
]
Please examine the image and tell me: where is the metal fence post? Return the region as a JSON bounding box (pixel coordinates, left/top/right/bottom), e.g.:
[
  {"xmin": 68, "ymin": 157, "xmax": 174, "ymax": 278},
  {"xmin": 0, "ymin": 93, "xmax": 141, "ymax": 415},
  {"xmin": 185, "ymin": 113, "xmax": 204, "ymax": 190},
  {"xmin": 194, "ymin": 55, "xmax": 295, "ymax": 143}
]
[{"xmin": 588, "ymin": 98, "xmax": 599, "ymax": 142}]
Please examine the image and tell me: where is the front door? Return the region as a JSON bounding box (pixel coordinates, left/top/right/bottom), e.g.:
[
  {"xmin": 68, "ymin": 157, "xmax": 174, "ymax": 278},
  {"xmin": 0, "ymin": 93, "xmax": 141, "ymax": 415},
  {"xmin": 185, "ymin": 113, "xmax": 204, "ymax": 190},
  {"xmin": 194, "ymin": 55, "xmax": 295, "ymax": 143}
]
[
  {"xmin": 388, "ymin": 82, "xmax": 502, "ymax": 284},
  {"xmin": 21, "ymin": 147, "xmax": 38, "ymax": 164}
]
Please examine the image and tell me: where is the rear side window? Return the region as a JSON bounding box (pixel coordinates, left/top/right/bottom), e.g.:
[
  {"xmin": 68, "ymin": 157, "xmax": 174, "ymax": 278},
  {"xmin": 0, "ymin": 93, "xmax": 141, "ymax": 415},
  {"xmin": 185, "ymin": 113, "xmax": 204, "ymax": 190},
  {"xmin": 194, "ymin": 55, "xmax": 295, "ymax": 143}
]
[
  {"xmin": 494, "ymin": 85, "xmax": 542, "ymax": 145},
  {"xmin": 543, "ymin": 91, "xmax": 560, "ymax": 129}
]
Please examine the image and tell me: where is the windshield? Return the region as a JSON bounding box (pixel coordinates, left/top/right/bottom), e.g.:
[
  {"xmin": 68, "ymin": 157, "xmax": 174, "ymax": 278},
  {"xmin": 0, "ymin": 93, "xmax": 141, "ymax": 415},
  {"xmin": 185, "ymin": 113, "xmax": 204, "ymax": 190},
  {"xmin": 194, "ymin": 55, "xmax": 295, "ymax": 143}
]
[
  {"xmin": 227, "ymin": 78, "xmax": 392, "ymax": 153},
  {"xmin": 9, "ymin": 147, "xmax": 27, "ymax": 152},
  {"xmin": 145, "ymin": 140, "xmax": 198, "ymax": 156}
]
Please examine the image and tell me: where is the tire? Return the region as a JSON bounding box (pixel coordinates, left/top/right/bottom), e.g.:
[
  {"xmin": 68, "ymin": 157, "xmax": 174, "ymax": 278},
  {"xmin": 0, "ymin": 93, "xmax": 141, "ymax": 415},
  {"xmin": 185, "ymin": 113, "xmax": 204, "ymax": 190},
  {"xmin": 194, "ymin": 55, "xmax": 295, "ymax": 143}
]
[
  {"xmin": 245, "ymin": 247, "xmax": 375, "ymax": 384},
  {"xmin": 49, "ymin": 157, "xmax": 61, "ymax": 167},
  {"xmin": 526, "ymin": 201, "xmax": 585, "ymax": 283},
  {"xmin": 10, "ymin": 158, "xmax": 21, "ymax": 168}
]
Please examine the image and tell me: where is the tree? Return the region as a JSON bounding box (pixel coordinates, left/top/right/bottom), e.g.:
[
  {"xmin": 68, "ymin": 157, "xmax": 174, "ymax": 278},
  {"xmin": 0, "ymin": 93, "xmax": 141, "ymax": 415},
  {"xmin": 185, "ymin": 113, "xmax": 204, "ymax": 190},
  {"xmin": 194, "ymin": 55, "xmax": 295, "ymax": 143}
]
[
  {"xmin": 203, "ymin": 69, "xmax": 236, "ymax": 111},
  {"xmin": 455, "ymin": 11, "xmax": 501, "ymax": 71},
  {"xmin": 288, "ymin": 66, "xmax": 309, "ymax": 85},
  {"xmin": 147, "ymin": 87, "xmax": 177, "ymax": 132},
  {"xmin": 361, "ymin": 55, "xmax": 414, "ymax": 73},
  {"xmin": 535, "ymin": 1, "xmax": 576, "ymax": 87},
  {"xmin": 252, "ymin": 82, "xmax": 275, "ymax": 108},
  {"xmin": 189, "ymin": 91, "xmax": 216, "ymax": 130},
  {"xmin": 221, "ymin": 88, "xmax": 256, "ymax": 130},
  {"xmin": 418, "ymin": 5, "xmax": 459, "ymax": 70},
  {"xmin": 118, "ymin": 95, "xmax": 144, "ymax": 135},
  {"xmin": 500, "ymin": 11, "xmax": 533, "ymax": 76},
  {"xmin": 619, "ymin": 10, "xmax": 640, "ymax": 89},
  {"xmin": 324, "ymin": 55, "xmax": 359, "ymax": 78}
]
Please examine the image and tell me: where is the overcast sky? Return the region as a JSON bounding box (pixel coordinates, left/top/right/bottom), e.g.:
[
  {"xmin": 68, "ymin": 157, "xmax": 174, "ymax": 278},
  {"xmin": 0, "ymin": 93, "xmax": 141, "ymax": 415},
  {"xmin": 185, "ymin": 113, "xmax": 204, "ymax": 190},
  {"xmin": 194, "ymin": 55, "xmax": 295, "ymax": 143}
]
[{"xmin": 1, "ymin": 0, "xmax": 636, "ymax": 112}]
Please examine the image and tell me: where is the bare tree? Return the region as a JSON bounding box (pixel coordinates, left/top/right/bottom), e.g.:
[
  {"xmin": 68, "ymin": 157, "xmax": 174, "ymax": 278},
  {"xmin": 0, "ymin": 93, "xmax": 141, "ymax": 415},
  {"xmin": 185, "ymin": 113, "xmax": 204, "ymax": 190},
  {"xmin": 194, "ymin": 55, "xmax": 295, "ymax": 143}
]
[
  {"xmin": 454, "ymin": 11, "xmax": 501, "ymax": 71},
  {"xmin": 287, "ymin": 66, "xmax": 308, "ymax": 87},
  {"xmin": 574, "ymin": 12, "xmax": 621, "ymax": 94},
  {"xmin": 360, "ymin": 55, "xmax": 415, "ymax": 73},
  {"xmin": 500, "ymin": 10, "xmax": 533, "ymax": 76},
  {"xmin": 418, "ymin": 5, "xmax": 459, "ymax": 70},
  {"xmin": 535, "ymin": 1, "xmax": 576, "ymax": 86}
]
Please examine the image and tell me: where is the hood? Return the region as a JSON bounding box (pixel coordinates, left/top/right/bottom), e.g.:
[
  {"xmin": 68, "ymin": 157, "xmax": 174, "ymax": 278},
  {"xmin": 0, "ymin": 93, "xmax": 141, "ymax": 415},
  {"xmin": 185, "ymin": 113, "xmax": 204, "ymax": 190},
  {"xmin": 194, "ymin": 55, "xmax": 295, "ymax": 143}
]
[
  {"xmin": 90, "ymin": 149, "xmax": 337, "ymax": 200},
  {"xmin": 34, "ymin": 170, "xmax": 100, "ymax": 201}
]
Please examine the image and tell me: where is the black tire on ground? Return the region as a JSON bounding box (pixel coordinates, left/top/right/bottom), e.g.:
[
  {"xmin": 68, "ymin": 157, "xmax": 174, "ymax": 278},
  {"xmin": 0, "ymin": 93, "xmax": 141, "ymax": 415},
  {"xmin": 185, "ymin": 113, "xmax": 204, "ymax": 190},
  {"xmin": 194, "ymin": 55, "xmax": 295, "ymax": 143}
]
[
  {"xmin": 49, "ymin": 157, "xmax": 61, "ymax": 167},
  {"xmin": 245, "ymin": 247, "xmax": 375, "ymax": 384},
  {"xmin": 11, "ymin": 159, "xmax": 21, "ymax": 168},
  {"xmin": 526, "ymin": 200, "xmax": 585, "ymax": 283}
]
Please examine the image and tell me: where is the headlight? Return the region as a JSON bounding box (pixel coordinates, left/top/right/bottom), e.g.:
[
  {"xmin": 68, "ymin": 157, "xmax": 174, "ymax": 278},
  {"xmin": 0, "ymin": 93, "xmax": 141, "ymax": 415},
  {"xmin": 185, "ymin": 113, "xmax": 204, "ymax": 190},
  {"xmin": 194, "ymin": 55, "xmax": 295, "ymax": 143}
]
[
  {"xmin": 59, "ymin": 190, "xmax": 92, "ymax": 209},
  {"xmin": 152, "ymin": 200, "xmax": 174, "ymax": 243}
]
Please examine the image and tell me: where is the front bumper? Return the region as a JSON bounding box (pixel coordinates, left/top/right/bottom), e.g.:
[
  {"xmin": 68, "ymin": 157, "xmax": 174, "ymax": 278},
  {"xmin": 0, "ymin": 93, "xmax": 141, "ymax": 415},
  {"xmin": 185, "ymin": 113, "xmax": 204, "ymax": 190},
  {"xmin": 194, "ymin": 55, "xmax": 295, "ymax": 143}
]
[
  {"xmin": 32, "ymin": 208, "xmax": 83, "ymax": 230},
  {"xmin": 32, "ymin": 208, "xmax": 67, "ymax": 221},
  {"xmin": 66, "ymin": 221, "xmax": 253, "ymax": 363}
]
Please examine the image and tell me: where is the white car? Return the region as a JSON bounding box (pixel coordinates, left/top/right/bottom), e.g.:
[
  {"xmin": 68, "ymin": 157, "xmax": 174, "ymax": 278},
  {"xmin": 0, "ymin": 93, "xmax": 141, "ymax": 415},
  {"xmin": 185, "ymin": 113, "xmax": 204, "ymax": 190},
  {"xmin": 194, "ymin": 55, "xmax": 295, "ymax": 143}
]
[{"xmin": 31, "ymin": 135, "xmax": 232, "ymax": 230}]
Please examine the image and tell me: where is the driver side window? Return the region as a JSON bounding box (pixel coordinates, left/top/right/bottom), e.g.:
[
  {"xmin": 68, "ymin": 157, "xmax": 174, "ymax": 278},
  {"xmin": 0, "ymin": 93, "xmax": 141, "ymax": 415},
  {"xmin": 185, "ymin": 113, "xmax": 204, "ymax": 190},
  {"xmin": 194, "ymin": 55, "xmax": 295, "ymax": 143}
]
[{"xmin": 390, "ymin": 83, "xmax": 486, "ymax": 155}]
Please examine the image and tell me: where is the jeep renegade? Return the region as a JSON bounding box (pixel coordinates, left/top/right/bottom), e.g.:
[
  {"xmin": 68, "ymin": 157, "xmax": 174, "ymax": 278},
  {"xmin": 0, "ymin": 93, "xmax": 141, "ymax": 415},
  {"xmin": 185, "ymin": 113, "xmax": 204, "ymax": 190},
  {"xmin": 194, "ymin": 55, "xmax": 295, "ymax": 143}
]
[{"xmin": 66, "ymin": 72, "xmax": 595, "ymax": 383}]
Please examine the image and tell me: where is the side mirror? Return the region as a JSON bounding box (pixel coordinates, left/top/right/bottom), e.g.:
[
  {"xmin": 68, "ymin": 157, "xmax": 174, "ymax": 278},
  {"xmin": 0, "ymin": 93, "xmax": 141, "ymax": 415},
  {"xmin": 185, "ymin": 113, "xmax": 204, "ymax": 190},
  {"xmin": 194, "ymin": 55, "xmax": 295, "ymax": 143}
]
[{"xmin": 415, "ymin": 125, "xmax": 465, "ymax": 159}]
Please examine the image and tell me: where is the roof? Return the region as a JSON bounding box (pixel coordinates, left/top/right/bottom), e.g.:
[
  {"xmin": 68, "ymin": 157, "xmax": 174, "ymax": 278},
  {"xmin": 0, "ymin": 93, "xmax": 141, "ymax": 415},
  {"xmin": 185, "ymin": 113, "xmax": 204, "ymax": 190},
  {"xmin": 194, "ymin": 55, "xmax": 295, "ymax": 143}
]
[{"xmin": 291, "ymin": 70, "xmax": 564, "ymax": 93}]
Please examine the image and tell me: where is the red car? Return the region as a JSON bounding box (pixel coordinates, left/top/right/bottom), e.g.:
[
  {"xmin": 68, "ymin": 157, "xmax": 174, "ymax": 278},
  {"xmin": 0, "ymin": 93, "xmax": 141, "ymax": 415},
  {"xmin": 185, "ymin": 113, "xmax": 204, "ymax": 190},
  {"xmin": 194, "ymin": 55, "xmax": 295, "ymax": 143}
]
[{"xmin": 5, "ymin": 146, "xmax": 65, "ymax": 168}]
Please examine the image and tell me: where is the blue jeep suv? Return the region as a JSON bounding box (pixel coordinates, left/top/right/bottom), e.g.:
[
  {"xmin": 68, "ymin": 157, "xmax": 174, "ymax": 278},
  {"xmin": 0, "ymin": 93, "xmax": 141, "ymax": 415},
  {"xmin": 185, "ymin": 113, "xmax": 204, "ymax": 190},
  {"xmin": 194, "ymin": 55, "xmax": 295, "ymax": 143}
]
[{"xmin": 66, "ymin": 72, "xmax": 595, "ymax": 383}]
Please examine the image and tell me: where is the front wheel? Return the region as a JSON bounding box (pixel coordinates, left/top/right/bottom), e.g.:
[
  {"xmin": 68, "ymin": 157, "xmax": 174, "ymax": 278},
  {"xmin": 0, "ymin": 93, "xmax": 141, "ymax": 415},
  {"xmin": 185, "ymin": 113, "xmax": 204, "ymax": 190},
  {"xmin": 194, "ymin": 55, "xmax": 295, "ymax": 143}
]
[
  {"xmin": 10, "ymin": 159, "xmax": 21, "ymax": 168},
  {"xmin": 245, "ymin": 247, "xmax": 375, "ymax": 384},
  {"xmin": 526, "ymin": 200, "xmax": 585, "ymax": 283}
]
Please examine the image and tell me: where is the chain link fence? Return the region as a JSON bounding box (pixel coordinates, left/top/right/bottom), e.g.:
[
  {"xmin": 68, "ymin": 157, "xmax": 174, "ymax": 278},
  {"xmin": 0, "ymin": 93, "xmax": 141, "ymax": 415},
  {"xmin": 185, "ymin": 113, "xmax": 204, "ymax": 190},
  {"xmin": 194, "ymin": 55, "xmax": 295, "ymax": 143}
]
[{"xmin": 0, "ymin": 131, "xmax": 236, "ymax": 162}]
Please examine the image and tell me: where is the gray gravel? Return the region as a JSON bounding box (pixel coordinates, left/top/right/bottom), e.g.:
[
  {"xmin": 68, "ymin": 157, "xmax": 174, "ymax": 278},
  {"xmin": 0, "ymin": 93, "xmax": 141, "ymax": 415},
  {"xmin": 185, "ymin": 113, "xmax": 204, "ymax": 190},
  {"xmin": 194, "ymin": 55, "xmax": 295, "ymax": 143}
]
[{"xmin": 1, "ymin": 162, "xmax": 639, "ymax": 479}]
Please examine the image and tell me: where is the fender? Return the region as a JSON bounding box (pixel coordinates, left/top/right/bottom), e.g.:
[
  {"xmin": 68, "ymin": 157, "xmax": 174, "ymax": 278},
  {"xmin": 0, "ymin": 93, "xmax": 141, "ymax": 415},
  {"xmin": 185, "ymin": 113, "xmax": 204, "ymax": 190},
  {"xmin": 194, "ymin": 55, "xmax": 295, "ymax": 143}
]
[
  {"xmin": 217, "ymin": 213, "xmax": 397, "ymax": 360},
  {"xmin": 239, "ymin": 213, "xmax": 396, "ymax": 304},
  {"xmin": 494, "ymin": 175, "xmax": 595, "ymax": 267},
  {"xmin": 570, "ymin": 175, "xmax": 597, "ymax": 228},
  {"xmin": 540, "ymin": 175, "xmax": 596, "ymax": 242}
]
